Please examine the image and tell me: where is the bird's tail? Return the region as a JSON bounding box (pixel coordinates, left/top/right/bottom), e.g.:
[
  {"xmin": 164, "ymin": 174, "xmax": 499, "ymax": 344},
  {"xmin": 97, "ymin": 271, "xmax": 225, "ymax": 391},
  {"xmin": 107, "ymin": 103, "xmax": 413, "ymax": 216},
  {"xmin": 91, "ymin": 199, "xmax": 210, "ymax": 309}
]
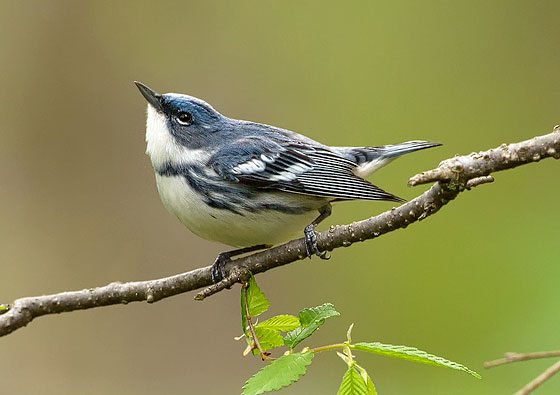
[
  {"xmin": 335, "ymin": 140, "xmax": 441, "ymax": 178},
  {"xmin": 373, "ymin": 140, "xmax": 441, "ymax": 159}
]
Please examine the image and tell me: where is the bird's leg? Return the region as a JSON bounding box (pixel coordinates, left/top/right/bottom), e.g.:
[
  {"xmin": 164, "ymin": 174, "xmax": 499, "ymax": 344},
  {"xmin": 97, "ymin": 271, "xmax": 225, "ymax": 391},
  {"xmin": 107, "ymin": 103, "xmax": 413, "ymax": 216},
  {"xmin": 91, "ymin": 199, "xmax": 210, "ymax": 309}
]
[
  {"xmin": 304, "ymin": 203, "xmax": 332, "ymax": 260},
  {"xmin": 211, "ymin": 244, "xmax": 271, "ymax": 283}
]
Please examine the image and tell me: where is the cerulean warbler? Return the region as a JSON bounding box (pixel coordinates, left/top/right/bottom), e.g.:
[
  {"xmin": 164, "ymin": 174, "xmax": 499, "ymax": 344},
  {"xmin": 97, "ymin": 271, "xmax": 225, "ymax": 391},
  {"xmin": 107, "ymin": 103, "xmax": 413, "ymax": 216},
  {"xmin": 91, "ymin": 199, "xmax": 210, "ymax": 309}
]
[{"xmin": 135, "ymin": 82, "xmax": 440, "ymax": 282}]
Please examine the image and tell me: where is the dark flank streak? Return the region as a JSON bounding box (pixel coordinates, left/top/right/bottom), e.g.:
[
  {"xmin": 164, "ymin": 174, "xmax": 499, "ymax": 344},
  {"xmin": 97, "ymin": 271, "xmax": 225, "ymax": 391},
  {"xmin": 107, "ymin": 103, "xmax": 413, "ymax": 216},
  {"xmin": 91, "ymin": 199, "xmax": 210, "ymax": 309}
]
[{"xmin": 156, "ymin": 162, "xmax": 313, "ymax": 216}]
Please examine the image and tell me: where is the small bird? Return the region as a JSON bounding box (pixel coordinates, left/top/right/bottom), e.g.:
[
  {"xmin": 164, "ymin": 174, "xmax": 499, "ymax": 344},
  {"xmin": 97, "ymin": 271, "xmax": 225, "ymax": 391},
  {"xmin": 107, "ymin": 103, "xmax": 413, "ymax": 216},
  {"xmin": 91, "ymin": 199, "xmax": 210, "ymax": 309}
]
[{"xmin": 135, "ymin": 82, "xmax": 440, "ymax": 282}]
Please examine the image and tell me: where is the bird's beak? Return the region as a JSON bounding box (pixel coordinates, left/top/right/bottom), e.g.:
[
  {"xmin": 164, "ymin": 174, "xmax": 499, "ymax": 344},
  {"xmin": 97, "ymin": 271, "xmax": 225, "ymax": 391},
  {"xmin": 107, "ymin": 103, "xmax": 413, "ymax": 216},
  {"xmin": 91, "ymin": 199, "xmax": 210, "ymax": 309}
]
[{"xmin": 134, "ymin": 81, "xmax": 163, "ymax": 112}]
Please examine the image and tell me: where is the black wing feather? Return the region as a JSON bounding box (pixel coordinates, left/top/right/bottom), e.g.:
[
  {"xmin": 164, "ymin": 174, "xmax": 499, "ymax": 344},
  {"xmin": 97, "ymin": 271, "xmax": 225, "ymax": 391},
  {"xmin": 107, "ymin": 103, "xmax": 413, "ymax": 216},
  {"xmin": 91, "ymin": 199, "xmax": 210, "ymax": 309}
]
[{"xmin": 208, "ymin": 137, "xmax": 402, "ymax": 202}]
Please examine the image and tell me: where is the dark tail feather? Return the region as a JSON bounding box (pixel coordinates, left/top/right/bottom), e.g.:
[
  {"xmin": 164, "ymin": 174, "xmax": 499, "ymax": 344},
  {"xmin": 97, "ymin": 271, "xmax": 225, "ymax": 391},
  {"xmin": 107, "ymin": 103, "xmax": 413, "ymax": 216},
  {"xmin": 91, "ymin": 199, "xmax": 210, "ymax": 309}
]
[
  {"xmin": 384, "ymin": 193, "xmax": 406, "ymax": 204},
  {"xmin": 331, "ymin": 140, "xmax": 440, "ymax": 203}
]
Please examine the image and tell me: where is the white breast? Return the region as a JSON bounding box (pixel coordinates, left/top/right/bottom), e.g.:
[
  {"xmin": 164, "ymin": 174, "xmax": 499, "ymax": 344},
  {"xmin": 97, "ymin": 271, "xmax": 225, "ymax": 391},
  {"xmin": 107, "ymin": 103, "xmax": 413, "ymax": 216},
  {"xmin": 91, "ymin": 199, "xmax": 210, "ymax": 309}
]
[{"xmin": 155, "ymin": 174, "xmax": 319, "ymax": 247}]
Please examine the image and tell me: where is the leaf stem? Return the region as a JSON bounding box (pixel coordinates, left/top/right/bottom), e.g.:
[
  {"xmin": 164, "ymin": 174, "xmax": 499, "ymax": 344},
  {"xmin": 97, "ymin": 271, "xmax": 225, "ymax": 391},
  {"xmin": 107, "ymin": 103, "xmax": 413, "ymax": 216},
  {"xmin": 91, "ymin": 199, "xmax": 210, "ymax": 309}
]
[
  {"xmin": 310, "ymin": 343, "xmax": 347, "ymax": 354},
  {"xmin": 242, "ymin": 283, "xmax": 272, "ymax": 361}
]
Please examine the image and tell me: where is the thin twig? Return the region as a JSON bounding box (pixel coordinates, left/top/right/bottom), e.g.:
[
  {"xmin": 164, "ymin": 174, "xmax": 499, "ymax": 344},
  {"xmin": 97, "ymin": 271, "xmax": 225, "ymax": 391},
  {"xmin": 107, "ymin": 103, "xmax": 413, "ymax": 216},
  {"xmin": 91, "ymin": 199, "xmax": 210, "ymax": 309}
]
[
  {"xmin": 485, "ymin": 351, "xmax": 560, "ymax": 368},
  {"xmin": 195, "ymin": 266, "xmax": 250, "ymax": 300},
  {"xmin": 485, "ymin": 350, "xmax": 560, "ymax": 394},
  {"xmin": 466, "ymin": 175, "xmax": 494, "ymax": 189},
  {"xmin": 0, "ymin": 127, "xmax": 558, "ymax": 338},
  {"xmin": 242, "ymin": 283, "xmax": 271, "ymax": 361},
  {"xmin": 515, "ymin": 360, "xmax": 560, "ymax": 395}
]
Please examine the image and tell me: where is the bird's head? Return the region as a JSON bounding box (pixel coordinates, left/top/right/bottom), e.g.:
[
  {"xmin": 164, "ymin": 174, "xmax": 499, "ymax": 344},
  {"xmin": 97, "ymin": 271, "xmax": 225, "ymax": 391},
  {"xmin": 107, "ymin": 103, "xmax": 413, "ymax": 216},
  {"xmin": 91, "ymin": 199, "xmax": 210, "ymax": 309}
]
[{"xmin": 135, "ymin": 81, "xmax": 225, "ymax": 166}]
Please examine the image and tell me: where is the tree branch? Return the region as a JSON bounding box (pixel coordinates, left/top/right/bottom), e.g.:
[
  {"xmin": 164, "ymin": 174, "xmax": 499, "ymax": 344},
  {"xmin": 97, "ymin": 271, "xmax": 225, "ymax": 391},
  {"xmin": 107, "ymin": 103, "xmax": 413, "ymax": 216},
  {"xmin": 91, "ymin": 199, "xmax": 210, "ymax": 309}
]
[
  {"xmin": 485, "ymin": 351, "xmax": 560, "ymax": 394},
  {"xmin": 1, "ymin": 127, "xmax": 558, "ymax": 338},
  {"xmin": 485, "ymin": 351, "xmax": 560, "ymax": 368},
  {"xmin": 515, "ymin": 360, "xmax": 560, "ymax": 395}
]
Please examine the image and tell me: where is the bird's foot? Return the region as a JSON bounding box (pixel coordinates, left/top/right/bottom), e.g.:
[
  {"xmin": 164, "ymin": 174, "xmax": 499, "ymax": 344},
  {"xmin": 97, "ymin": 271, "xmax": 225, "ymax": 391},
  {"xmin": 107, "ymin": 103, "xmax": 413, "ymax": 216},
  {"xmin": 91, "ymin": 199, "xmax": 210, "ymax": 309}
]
[
  {"xmin": 304, "ymin": 224, "xmax": 330, "ymax": 260},
  {"xmin": 211, "ymin": 253, "xmax": 231, "ymax": 284},
  {"xmin": 210, "ymin": 244, "xmax": 272, "ymax": 284}
]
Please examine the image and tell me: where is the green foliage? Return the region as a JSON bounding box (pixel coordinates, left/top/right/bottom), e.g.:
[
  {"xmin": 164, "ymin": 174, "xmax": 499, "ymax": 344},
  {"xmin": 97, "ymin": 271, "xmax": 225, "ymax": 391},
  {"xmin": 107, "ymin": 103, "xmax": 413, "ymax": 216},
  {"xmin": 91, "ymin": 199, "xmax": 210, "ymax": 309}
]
[
  {"xmin": 241, "ymin": 274, "xmax": 271, "ymax": 346},
  {"xmin": 242, "ymin": 352, "xmax": 314, "ymax": 395},
  {"xmin": 253, "ymin": 327, "xmax": 285, "ymax": 354},
  {"xmin": 257, "ymin": 315, "xmax": 300, "ymax": 332},
  {"xmin": 252, "ymin": 315, "xmax": 300, "ymax": 356},
  {"xmin": 366, "ymin": 375, "xmax": 377, "ymax": 394},
  {"xmin": 352, "ymin": 342, "xmax": 481, "ymax": 379},
  {"xmin": 357, "ymin": 365, "xmax": 378, "ymax": 395},
  {"xmin": 245, "ymin": 276, "xmax": 270, "ymax": 317},
  {"xmin": 337, "ymin": 365, "xmax": 370, "ymax": 395},
  {"xmin": 284, "ymin": 303, "xmax": 340, "ymax": 349},
  {"xmin": 241, "ymin": 278, "xmax": 302, "ymax": 356},
  {"xmin": 241, "ymin": 275, "xmax": 270, "ymax": 331},
  {"xmin": 240, "ymin": 276, "xmax": 480, "ymax": 394}
]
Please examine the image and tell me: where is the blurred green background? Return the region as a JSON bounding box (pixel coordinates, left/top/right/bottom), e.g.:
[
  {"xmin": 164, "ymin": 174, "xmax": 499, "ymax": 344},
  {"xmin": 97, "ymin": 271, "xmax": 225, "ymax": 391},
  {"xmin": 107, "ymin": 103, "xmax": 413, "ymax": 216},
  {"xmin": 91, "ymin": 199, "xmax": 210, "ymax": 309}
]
[{"xmin": 1, "ymin": 1, "xmax": 559, "ymax": 394}]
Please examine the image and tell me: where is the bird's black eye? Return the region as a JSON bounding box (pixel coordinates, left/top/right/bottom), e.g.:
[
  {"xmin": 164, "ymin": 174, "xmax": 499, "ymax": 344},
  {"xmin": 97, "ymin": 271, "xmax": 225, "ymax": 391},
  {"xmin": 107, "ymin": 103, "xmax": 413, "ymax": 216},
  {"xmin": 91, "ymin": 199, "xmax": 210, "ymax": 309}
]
[{"xmin": 176, "ymin": 112, "xmax": 193, "ymax": 126}]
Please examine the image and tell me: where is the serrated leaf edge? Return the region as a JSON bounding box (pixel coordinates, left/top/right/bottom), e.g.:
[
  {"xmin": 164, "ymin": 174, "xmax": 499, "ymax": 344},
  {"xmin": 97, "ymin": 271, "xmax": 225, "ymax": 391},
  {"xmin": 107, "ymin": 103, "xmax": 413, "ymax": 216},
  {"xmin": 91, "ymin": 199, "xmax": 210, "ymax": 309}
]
[
  {"xmin": 353, "ymin": 342, "xmax": 481, "ymax": 379},
  {"xmin": 242, "ymin": 352, "xmax": 315, "ymax": 395}
]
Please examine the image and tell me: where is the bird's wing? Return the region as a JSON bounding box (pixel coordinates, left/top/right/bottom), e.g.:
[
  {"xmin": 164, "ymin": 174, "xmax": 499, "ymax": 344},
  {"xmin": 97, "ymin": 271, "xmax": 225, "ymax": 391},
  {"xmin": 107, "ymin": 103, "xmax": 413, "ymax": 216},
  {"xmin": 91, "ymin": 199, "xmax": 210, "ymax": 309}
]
[{"xmin": 208, "ymin": 136, "xmax": 402, "ymax": 202}]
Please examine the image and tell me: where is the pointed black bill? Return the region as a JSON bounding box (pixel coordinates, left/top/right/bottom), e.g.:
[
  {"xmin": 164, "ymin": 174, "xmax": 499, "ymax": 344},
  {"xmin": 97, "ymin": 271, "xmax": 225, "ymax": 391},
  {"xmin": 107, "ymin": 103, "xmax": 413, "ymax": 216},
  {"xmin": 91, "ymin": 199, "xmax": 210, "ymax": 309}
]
[{"xmin": 134, "ymin": 81, "xmax": 163, "ymax": 111}]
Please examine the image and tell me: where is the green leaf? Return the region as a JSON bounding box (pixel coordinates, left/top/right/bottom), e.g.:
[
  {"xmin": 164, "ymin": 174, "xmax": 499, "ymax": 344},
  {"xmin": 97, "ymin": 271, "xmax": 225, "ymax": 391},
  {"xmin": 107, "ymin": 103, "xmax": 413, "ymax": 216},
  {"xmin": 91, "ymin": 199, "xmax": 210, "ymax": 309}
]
[
  {"xmin": 241, "ymin": 275, "xmax": 270, "ymax": 335},
  {"xmin": 366, "ymin": 374, "xmax": 377, "ymax": 395},
  {"xmin": 242, "ymin": 351, "xmax": 314, "ymax": 395},
  {"xmin": 355, "ymin": 364, "xmax": 378, "ymax": 395},
  {"xmin": 352, "ymin": 342, "xmax": 481, "ymax": 379},
  {"xmin": 246, "ymin": 275, "xmax": 270, "ymax": 318},
  {"xmin": 252, "ymin": 327, "xmax": 285, "ymax": 354},
  {"xmin": 284, "ymin": 303, "xmax": 340, "ymax": 349},
  {"xmin": 298, "ymin": 303, "xmax": 339, "ymax": 327},
  {"xmin": 337, "ymin": 365, "xmax": 369, "ymax": 395},
  {"xmin": 257, "ymin": 315, "xmax": 300, "ymax": 332}
]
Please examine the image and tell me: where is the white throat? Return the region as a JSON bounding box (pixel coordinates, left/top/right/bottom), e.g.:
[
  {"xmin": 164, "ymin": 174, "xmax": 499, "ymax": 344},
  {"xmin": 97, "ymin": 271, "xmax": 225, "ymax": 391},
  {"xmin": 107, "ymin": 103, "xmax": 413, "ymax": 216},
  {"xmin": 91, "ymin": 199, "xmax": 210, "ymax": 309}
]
[{"xmin": 145, "ymin": 105, "xmax": 210, "ymax": 169}]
